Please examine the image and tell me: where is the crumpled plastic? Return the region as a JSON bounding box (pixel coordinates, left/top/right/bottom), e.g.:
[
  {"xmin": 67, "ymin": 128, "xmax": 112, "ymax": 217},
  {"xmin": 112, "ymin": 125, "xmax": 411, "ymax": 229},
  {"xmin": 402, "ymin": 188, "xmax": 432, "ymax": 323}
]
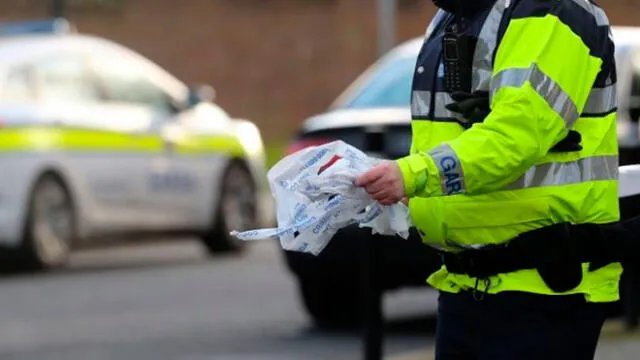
[{"xmin": 230, "ymin": 140, "xmax": 413, "ymax": 255}]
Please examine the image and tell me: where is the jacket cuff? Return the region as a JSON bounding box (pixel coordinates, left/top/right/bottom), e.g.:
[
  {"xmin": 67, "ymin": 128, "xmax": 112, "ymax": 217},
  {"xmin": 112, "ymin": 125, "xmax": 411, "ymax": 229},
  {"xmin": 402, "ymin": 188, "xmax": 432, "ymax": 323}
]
[{"xmin": 396, "ymin": 154, "xmax": 434, "ymax": 197}]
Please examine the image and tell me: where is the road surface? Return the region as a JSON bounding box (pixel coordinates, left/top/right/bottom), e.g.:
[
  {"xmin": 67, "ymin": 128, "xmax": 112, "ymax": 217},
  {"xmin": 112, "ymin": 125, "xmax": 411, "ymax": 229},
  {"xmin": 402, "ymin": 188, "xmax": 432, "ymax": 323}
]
[
  {"xmin": 0, "ymin": 239, "xmax": 637, "ymax": 360},
  {"xmin": 0, "ymin": 239, "xmax": 438, "ymax": 360}
]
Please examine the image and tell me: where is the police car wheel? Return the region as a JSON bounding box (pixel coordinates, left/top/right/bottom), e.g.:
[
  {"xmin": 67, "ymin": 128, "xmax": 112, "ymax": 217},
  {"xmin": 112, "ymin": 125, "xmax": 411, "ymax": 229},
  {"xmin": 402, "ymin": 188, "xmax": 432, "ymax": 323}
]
[
  {"xmin": 299, "ymin": 278, "xmax": 363, "ymax": 330},
  {"xmin": 202, "ymin": 161, "xmax": 257, "ymax": 254},
  {"xmin": 20, "ymin": 174, "xmax": 75, "ymax": 270}
]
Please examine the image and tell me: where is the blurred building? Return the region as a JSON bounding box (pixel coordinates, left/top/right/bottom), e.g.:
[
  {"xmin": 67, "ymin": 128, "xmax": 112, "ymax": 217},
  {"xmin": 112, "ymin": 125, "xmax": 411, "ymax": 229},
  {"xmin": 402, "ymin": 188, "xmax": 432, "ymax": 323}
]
[{"xmin": 1, "ymin": 0, "xmax": 638, "ymax": 142}]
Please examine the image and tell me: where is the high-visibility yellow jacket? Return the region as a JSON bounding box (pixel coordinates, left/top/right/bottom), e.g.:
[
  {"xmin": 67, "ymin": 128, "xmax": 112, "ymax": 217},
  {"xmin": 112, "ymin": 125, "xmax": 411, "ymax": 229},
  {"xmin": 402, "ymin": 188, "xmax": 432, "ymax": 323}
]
[{"xmin": 396, "ymin": 0, "xmax": 622, "ymax": 302}]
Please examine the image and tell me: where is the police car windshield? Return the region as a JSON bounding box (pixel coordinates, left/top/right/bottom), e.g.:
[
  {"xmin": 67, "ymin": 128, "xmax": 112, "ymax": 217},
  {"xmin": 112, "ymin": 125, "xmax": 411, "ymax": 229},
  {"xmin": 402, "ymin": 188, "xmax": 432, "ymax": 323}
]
[{"xmin": 338, "ymin": 55, "xmax": 416, "ymax": 109}]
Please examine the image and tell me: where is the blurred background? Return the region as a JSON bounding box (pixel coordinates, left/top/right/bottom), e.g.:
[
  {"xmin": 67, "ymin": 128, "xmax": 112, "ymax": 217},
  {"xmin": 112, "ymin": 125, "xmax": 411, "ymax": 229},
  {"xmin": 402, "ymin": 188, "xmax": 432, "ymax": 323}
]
[{"xmin": 0, "ymin": 0, "xmax": 638, "ymax": 359}]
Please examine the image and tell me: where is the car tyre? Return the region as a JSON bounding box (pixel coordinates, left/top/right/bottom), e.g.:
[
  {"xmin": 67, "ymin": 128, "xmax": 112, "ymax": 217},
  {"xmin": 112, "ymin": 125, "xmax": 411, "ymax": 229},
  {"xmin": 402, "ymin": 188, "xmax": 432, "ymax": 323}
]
[
  {"xmin": 17, "ymin": 174, "xmax": 75, "ymax": 271},
  {"xmin": 299, "ymin": 277, "xmax": 365, "ymax": 330},
  {"xmin": 201, "ymin": 160, "xmax": 257, "ymax": 255}
]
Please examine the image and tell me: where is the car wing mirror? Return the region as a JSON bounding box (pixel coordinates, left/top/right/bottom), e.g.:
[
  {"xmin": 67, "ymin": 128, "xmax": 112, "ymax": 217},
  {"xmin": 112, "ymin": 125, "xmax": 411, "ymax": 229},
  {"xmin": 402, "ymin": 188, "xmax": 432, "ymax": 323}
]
[{"xmin": 187, "ymin": 84, "xmax": 216, "ymax": 107}]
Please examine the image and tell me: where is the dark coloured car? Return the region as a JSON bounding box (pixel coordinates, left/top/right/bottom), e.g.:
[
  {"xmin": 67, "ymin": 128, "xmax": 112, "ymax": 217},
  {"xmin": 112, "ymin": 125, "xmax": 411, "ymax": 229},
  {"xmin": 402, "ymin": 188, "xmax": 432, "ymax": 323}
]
[{"xmin": 282, "ymin": 28, "xmax": 640, "ymax": 329}]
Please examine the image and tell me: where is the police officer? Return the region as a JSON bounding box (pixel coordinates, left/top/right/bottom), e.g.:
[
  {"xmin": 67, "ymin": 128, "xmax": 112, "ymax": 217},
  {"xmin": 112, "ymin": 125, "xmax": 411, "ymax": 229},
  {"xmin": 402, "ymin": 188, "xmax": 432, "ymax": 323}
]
[{"xmin": 355, "ymin": 0, "xmax": 621, "ymax": 359}]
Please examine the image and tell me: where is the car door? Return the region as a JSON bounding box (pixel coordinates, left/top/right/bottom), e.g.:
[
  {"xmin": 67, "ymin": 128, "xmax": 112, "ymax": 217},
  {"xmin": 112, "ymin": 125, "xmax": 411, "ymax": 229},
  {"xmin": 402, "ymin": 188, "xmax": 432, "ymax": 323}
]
[
  {"xmin": 87, "ymin": 48, "xmax": 200, "ymax": 229},
  {"xmin": 30, "ymin": 52, "xmax": 147, "ymax": 233},
  {"xmin": 614, "ymin": 42, "xmax": 640, "ymax": 167}
]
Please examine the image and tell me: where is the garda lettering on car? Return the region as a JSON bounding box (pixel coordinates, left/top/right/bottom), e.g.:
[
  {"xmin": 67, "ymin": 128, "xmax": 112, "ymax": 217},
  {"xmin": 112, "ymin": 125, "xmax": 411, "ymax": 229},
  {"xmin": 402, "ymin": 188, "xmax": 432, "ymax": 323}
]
[
  {"xmin": 91, "ymin": 179, "xmax": 133, "ymax": 196},
  {"xmin": 148, "ymin": 171, "xmax": 197, "ymax": 193}
]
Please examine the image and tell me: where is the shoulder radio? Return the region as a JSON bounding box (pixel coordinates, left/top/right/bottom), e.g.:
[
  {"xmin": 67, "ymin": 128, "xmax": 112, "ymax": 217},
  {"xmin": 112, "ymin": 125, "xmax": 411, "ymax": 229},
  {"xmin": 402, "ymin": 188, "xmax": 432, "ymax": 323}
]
[{"xmin": 442, "ymin": 27, "xmax": 477, "ymax": 94}]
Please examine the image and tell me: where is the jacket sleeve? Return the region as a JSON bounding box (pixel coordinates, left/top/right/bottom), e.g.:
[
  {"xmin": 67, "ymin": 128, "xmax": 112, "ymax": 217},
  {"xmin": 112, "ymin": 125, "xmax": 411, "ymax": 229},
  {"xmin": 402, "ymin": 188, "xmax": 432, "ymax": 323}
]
[{"xmin": 396, "ymin": 1, "xmax": 607, "ymax": 197}]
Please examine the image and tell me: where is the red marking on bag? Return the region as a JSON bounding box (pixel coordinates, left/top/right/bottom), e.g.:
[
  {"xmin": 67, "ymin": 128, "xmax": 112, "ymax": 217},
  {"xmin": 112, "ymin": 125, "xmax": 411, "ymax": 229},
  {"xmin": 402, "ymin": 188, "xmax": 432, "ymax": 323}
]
[{"xmin": 317, "ymin": 155, "xmax": 342, "ymax": 175}]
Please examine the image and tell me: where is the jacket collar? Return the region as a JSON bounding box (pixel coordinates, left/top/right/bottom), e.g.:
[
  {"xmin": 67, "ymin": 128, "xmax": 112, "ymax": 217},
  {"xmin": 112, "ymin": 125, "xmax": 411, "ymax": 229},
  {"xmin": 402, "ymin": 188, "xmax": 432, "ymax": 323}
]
[{"xmin": 432, "ymin": 0, "xmax": 496, "ymax": 16}]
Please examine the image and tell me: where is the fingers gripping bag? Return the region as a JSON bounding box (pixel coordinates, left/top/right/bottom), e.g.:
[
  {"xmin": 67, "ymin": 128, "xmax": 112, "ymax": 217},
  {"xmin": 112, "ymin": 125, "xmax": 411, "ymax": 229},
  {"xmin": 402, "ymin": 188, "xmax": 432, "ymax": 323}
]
[{"xmin": 230, "ymin": 140, "xmax": 413, "ymax": 256}]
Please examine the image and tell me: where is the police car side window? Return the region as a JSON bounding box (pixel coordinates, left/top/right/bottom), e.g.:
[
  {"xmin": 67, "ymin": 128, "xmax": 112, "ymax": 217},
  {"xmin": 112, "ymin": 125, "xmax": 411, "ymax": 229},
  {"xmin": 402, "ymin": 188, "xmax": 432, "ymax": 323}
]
[
  {"xmin": 2, "ymin": 66, "xmax": 34, "ymax": 102},
  {"xmin": 91, "ymin": 54, "xmax": 173, "ymax": 113},
  {"xmin": 343, "ymin": 56, "xmax": 415, "ymax": 109},
  {"xmin": 34, "ymin": 55, "xmax": 97, "ymax": 103}
]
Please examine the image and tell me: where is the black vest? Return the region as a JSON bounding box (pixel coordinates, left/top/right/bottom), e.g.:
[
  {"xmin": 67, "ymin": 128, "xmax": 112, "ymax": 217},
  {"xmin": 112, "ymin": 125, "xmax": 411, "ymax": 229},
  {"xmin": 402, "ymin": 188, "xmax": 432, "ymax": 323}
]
[{"xmin": 411, "ymin": 5, "xmax": 501, "ymax": 122}]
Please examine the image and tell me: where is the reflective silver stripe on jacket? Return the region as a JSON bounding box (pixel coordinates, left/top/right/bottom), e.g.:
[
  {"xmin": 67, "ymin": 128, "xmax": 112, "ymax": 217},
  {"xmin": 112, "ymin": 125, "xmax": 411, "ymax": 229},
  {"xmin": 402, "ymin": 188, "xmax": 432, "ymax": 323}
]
[
  {"xmin": 470, "ymin": 1, "xmax": 610, "ymax": 93},
  {"xmin": 426, "ymin": 145, "xmax": 617, "ymax": 195},
  {"xmin": 411, "ymin": 91, "xmax": 431, "ymax": 117},
  {"xmin": 472, "ymin": 0, "xmax": 509, "ymax": 92},
  {"xmin": 490, "ymin": 64, "xmax": 580, "ymax": 128},
  {"xmin": 470, "ymin": 0, "xmax": 612, "ymax": 108},
  {"xmin": 582, "ymin": 85, "xmax": 617, "ymax": 115},
  {"xmin": 412, "ymin": 91, "xmax": 468, "ymax": 121},
  {"xmin": 504, "ymin": 155, "xmax": 618, "ymax": 190},
  {"xmin": 491, "ymin": 66, "xmax": 616, "ymax": 120},
  {"xmin": 434, "ymin": 92, "xmax": 463, "ymax": 119}
]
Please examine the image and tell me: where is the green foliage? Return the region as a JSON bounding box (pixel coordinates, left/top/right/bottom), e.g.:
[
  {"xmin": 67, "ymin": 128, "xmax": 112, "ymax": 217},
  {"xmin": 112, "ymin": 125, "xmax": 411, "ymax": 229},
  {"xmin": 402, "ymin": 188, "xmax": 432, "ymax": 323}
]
[{"xmin": 265, "ymin": 141, "xmax": 287, "ymax": 169}]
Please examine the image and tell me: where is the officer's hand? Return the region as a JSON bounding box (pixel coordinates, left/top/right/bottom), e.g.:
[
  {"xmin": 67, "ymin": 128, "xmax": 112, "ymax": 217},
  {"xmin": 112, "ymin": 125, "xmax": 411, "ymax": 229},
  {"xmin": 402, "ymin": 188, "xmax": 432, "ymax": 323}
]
[{"xmin": 355, "ymin": 161, "xmax": 405, "ymax": 206}]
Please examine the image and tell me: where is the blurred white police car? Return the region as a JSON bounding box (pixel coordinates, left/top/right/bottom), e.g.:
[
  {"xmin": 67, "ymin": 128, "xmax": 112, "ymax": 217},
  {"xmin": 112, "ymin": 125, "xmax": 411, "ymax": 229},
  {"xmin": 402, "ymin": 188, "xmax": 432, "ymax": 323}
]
[{"xmin": 0, "ymin": 19, "xmax": 274, "ymax": 270}]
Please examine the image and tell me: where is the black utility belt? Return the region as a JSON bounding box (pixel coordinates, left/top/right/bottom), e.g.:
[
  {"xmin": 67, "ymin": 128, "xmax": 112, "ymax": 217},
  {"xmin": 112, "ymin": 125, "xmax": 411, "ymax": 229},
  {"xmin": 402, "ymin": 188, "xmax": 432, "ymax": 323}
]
[{"xmin": 438, "ymin": 221, "xmax": 630, "ymax": 293}]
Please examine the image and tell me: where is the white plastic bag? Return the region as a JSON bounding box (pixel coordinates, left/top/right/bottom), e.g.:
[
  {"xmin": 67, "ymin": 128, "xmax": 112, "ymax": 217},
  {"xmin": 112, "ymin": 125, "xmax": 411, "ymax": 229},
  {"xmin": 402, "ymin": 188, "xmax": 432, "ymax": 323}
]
[{"xmin": 230, "ymin": 140, "xmax": 413, "ymax": 255}]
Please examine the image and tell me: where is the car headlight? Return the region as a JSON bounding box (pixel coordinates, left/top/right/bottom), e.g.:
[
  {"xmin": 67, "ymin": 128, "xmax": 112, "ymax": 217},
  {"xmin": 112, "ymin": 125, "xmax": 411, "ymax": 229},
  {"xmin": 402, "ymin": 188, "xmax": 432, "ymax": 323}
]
[{"xmin": 234, "ymin": 119, "xmax": 265, "ymax": 158}]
